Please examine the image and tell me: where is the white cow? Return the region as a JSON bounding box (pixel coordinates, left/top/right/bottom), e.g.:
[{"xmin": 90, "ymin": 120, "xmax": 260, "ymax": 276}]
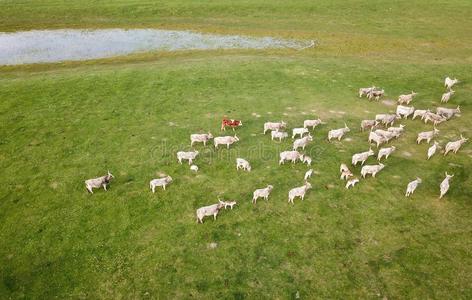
[
  {"xmin": 368, "ymin": 89, "xmax": 385, "ymax": 101},
  {"xmin": 377, "ymin": 146, "xmax": 396, "ymax": 161},
  {"xmin": 177, "ymin": 150, "xmax": 199, "ymax": 164},
  {"xmin": 253, "ymin": 185, "xmax": 274, "ymax": 204},
  {"xmin": 398, "ymin": 91, "xmax": 417, "ymax": 105},
  {"xmin": 368, "ymin": 131, "xmax": 387, "ymax": 148},
  {"xmin": 439, "ymin": 172, "xmax": 454, "ymax": 199},
  {"xmin": 361, "ymin": 163, "xmax": 385, "ymax": 178},
  {"xmin": 444, "ymin": 135, "xmax": 468, "ymax": 155},
  {"xmin": 417, "ymin": 128, "xmax": 439, "ymax": 144},
  {"xmin": 279, "ymin": 151, "xmax": 304, "ymax": 165},
  {"xmin": 444, "ymin": 77, "xmax": 459, "ymax": 90},
  {"xmin": 304, "ymin": 169, "xmax": 313, "ymax": 180},
  {"xmin": 149, "ymin": 176, "xmax": 173, "ymax": 193},
  {"xmin": 264, "ymin": 121, "xmax": 286, "ymax": 134},
  {"xmin": 436, "ymin": 106, "xmax": 460, "ymax": 120},
  {"xmin": 236, "ymin": 158, "xmax": 251, "ymax": 171},
  {"xmin": 214, "ymin": 135, "xmax": 239, "ymax": 149},
  {"xmin": 190, "ymin": 165, "xmax": 199, "ymax": 172},
  {"xmin": 405, "ymin": 178, "xmax": 422, "ymax": 197},
  {"xmin": 293, "ymin": 135, "xmax": 313, "ymax": 150},
  {"xmin": 360, "ymin": 119, "xmax": 378, "ymax": 131},
  {"xmin": 219, "ymin": 199, "xmax": 237, "ymax": 210},
  {"xmin": 427, "ymin": 141, "xmax": 439, "ymax": 160},
  {"xmin": 190, "ymin": 133, "xmax": 213, "ymax": 146},
  {"xmin": 441, "ymin": 90, "xmax": 455, "ymax": 103},
  {"xmin": 396, "ymin": 105, "xmax": 415, "ymax": 119},
  {"xmin": 292, "ymin": 127, "xmax": 309, "ymax": 139},
  {"xmin": 375, "ymin": 114, "xmax": 399, "ymax": 127},
  {"xmin": 374, "ymin": 129, "xmax": 400, "ymax": 142},
  {"xmin": 288, "ymin": 182, "xmax": 312, "ymax": 204},
  {"xmin": 328, "ymin": 123, "xmax": 350, "ymax": 141},
  {"xmin": 412, "ymin": 109, "xmax": 430, "ymax": 120},
  {"xmin": 423, "ymin": 112, "xmax": 447, "ymax": 126},
  {"xmin": 345, "ymin": 178, "xmax": 359, "ymax": 189},
  {"xmin": 388, "ymin": 124, "xmax": 405, "ymax": 134},
  {"xmin": 359, "ymin": 86, "xmax": 376, "ymax": 98},
  {"xmin": 352, "ymin": 148, "xmax": 375, "ymax": 166},
  {"xmin": 303, "ymin": 119, "xmax": 325, "ymax": 130},
  {"xmin": 302, "ymin": 156, "xmax": 312, "ymax": 166},
  {"xmin": 196, "ymin": 202, "xmax": 225, "ymax": 223},
  {"xmin": 271, "ymin": 130, "xmax": 289, "ymax": 141},
  {"xmin": 85, "ymin": 171, "xmax": 114, "ymax": 194}
]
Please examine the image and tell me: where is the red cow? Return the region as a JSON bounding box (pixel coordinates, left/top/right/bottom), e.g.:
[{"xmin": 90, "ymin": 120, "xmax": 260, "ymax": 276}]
[{"xmin": 221, "ymin": 119, "xmax": 243, "ymax": 131}]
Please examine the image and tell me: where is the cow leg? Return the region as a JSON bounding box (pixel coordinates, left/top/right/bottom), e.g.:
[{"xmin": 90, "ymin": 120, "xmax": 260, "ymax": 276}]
[
  {"xmin": 227, "ymin": 144, "xmax": 230, "ymax": 149},
  {"xmin": 163, "ymin": 185, "xmax": 166, "ymax": 190},
  {"xmin": 103, "ymin": 184, "xmax": 107, "ymax": 191}
]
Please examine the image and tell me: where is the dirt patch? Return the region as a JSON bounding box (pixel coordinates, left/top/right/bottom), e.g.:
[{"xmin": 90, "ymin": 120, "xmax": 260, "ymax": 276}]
[
  {"xmin": 50, "ymin": 182, "xmax": 59, "ymax": 189},
  {"xmin": 168, "ymin": 122, "xmax": 176, "ymax": 126},
  {"xmin": 402, "ymin": 151, "xmax": 412, "ymax": 157},
  {"xmin": 382, "ymin": 99, "xmax": 396, "ymax": 106},
  {"xmin": 344, "ymin": 138, "xmax": 353, "ymax": 142},
  {"xmin": 267, "ymin": 112, "xmax": 272, "ymax": 115}
]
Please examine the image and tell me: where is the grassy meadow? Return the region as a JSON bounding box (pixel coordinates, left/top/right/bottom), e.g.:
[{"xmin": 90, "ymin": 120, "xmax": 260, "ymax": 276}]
[{"xmin": 1, "ymin": 1, "xmax": 472, "ymax": 299}]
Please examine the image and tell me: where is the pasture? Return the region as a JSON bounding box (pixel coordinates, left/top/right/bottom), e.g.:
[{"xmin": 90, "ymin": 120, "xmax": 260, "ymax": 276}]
[{"xmin": 1, "ymin": 0, "xmax": 472, "ymax": 298}]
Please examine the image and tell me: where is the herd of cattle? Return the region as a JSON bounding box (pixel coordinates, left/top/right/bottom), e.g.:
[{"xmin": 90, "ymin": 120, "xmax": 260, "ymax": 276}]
[{"xmin": 84, "ymin": 77, "xmax": 467, "ymax": 223}]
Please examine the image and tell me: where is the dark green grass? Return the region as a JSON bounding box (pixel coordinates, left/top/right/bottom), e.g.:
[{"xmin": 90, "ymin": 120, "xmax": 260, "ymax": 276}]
[{"xmin": 1, "ymin": 55, "xmax": 471, "ymax": 298}]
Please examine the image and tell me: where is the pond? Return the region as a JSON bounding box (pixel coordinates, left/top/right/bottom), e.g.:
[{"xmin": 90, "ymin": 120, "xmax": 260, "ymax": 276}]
[{"xmin": 0, "ymin": 29, "xmax": 312, "ymax": 65}]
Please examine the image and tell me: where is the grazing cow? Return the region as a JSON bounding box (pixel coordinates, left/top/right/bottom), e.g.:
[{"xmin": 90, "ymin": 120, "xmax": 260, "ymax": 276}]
[
  {"xmin": 360, "ymin": 119, "xmax": 378, "ymax": 131},
  {"xmin": 444, "ymin": 135, "xmax": 468, "ymax": 156},
  {"xmin": 423, "ymin": 112, "xmax": 447, "ymax": 126},
  {"xmin": 439, "ymin": 172, "xmax": 454, "ymax": 199},
  {"xmin": 288, "ymin": 182, "xmax": 312, "ymax": 204},
  {"xmin": 221, "ymin": 119, "xmax": 242, "ymax": 131},
  {"xmin": 345, "ymin": 178, "xmax": 359, "ymax": 189},
  {"xmin": 196, "ymin": 202, "xmax": 225, "ymax": 223},
  {"xmin": 279, "ymin": 151, "xmax": 304, "ymax": 165},
  {"xmin": 253, "ymin": 185, "xmax": 274, "ymax": 204},
  {"xmin": 264, "ymin": 121, "xmax": 286, "ymax": 134},
  {"xmin": 412, "ymin": 109, "xmax": 430, "ymax": 120},
  {"xmin": 405, "ymin": 178, "xmax": 422, "ymax": 197},
  {"xmin": 377, "ymin": 146, "xmax": 396, "ymax": 161},
  {"xmin": 368, "ymin": 89, "xmax": 385, "ymax": 101},
  {"xmin": 368, "ymin": 131, "xmax": 387, "ymax": 148},
  {"xmin": 236, "ymin": 158, "xmax": 251, "ymax": 171},
  {"xmin": 271, "ymin": 130, "xmax": 289, "ymax": 141},
  {"xmin": 388, "ymin": 124, "xmax": 405, "ymax": 134},
  {"xmin": 190, "ymin": 133, "xmax": 213, "ymax": 146},
  {"xmin": 444, "ymin": 77, "xmax": 459, "ymax": 90},
  {"xmin": 327, "ymin": 123, "xmax": 350, "ymax": 141},
  {"xmin": 427, "ymin": 141, "xmax": 439, "ymax": 160},
  {"xmin": 302, "ymin": 155, "xmax": 312, "ymax": 166},
  {"xmin": 177, "ymin": 150, "xmax": 199, "ymax": 165},
  {"xmin": 214, "ymin": 135, "xmax": 239, "ymax": 149},
  {"xmin": 436, "ymin": 106, "xmax": 460, "ymax": 120},
  {"xmin": 441, "ymin": 90, "xmax": 455, "ymax": 103},
  {"xmin": 397, "ymin": 91, "xmax": 417, "ymax": 105},
  {"xmin": 396, "ymin": 105, "xmax": 415, "ymax": 119},
  {"xmin": 85, "ymin": 171, "xmax": 114, "ymax": 194},
  {"xmin": 292, "ymin": 127, "xmax": 309, "ymax": 139},
  {"xmin": 303, "ymin": 119, "xmax": 325, "ymax": 130},
  {"xmin": 293, "ymin": 135, "xmax": 313, "ymax": 150},
  {"xmin": 190, "ymin": 165, "xmax": 199, "ymax": 172},
  {"xmin": 304, "ymin": 169, "xmax": 313, "ymax": 180},
  {"xmin": 361, "ymin": 163, "xmax": 385, "ymax": 178},
  {"xmin": 417, "ymin": 128, "xmax": 439, "ymax": 144},
  {"xmin": 219, "ymin": 199, "xmax": 237, "ymax": 210},
  {"xmin": 359, "ymin": 86, "xmax": 376, "ymax": 98},
  {"xmin": 149, "ymin": 176, "xmax": 173, "ymax": 193},
  {"xmin": 352, "ymin": 148, "xmax": 375, "ymax": 166}
]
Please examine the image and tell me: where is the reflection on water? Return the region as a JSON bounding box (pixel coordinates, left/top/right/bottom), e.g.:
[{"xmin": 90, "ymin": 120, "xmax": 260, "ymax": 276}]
[{"xmin": 0, "ymin": 29, "xmax": 311, "ymax": 65}]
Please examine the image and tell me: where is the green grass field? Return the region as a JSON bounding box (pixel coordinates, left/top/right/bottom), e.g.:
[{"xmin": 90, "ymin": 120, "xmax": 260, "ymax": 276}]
[{"xmin": 1, "ymin": 1, "xmax": 472, "ymax": 298}]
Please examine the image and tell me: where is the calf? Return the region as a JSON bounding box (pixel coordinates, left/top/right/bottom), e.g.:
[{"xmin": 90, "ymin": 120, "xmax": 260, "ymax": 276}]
[
  {"xmin": 196, "ymin": 202, "xmax": 225, "ymax": 223},
  {"xmin": 292, "ymin": 127, "xmax": 309, "ymax": 139},
  {"xmin": 327, "ymin": 123, "xmax": 350, "ymax": 141},
  {"xmin": 190, "ymin": 165, "xmax": 199, "ymax": 172},
  {"xmin": 396, "ymin": 105, "xmax": 415, "ymax": 119},
  {"xmin": 190, "ymin": 133, "xmax": 213, "ymax": 146},
  {"xmin": 304, "ymin": 169, "xmax": 313, "ymax": 180},
  {"xmin": 417, "ymin": 128, "xmax": 439, "ymax": 144},
  {"xmin": 361, "ymin": 163, "xmax": 385, "ymax": 178},
  {"xmin": 85, "ymin": 171, "xmax": 114, "ymax": 194},
  {"xmin": 444, "ymin": 135, "xmax": 468, "ymax": 155},
  {"xmin": 360, "ymin": 119, "xmax": 378, "ymax": 131},
  {"xmin": 253, "ymin": 185, "xmax": 274, "ymax": 204},
  {"xmin": 444, "ymin": 77, "xmax": 459, "ymax": 90},
  {"xmin": 405, "ymin": 178, "xmax": 422, "ymax": 197},
  {"xmin": 377, "ymin": 146, "xmax": 396, "ymax": 161},
  {"xmin": 340, "ymin": 163, "xmax": 353, "ymax": 180},
  {"xmin": 368, "ymin": 89, "xmax": 385, "ymax": 101},
  {"xmin": 427, "ymin": 141, "xmax": 440, "ymax": 160},
  {"xmin": 149, "ymin": 176, "xmax": 173, "ymax": 193},
  {"xmin": 345, "ymin": 178, "xmax": 359, "ymax": 189},
  {"xmin": 302, "ymin": 155, "xmax": 312, "ymax": 166},
  {"xmin": 221, "ymin": 119, "xmax": 242, "ymax": 131},
  {"xmin": 352, "ymin": 148, "xmax": 375, "ymax": 166},
  {"xmin": 303, "ymin": 118, "xmax": 325, "ymax": 130},
  {"xmin": 359, "ymin": 86, "xmax": 376, "ymax": 98},
  {"xmin": 293, "ymin": 135, "xmax": 313, "ymax": 150},
  {"xmin": 412, "ymin": 109, "xmax": 430, "ymax": 120},
  {"xmin": 214, "ymin": 135, "xmax": 239, "ymax": 149},
  {"xmin": 264, "ymin": 121, "xmax": 286, "ymax": 134},
  {"xmin": 436, "ymin": 106, "xmax": 460, "ymax": 120},
  {"xmin": 439, "ymin": 172, "xmax": 454, "ymax": 199},
  {"xmin": 441, "ymin": 90, "xmax": 455, "ymax": 103},
  {"xmin": 271, "ymin": 130, "xmax": 289, "ymax": 141},
  {"xmin": 279, "ymin": 151, "xmax": 304, "ymax": 165},
  {"xmin": 288, "ymin": 182, "xmax": 312, "ymax": 204},
  {"xmin": 219, "ymin": 199, "xmax": 237, "ymax": 210},
  {"xmin": 177, "ymin": 150, "xmax": 199, "ymax": 164},
  {"xmin": 397, "ymin": 91, "xmax": 417, "ymax": 105},
  {"xmin": 236, "ymin": 158, "xmax": 251, "ymax": 171}
]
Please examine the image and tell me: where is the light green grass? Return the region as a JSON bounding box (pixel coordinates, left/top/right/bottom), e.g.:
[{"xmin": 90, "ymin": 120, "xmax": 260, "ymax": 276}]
[{"xmin": 1, "ymin": 1, "xmax": 472, "ymax": 299}]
